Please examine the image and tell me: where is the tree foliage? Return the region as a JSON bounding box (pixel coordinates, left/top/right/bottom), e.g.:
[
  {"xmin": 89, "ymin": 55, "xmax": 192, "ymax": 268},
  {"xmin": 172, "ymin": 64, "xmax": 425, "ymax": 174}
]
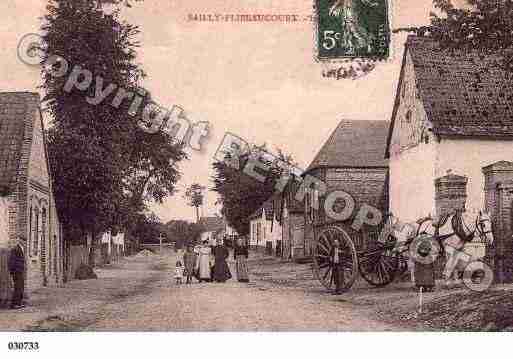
[
  {"xmin": 42, "ymin": 0, "xmax": 186, "ymax": 246},
  {"xmin": 212, "ymin": 144, "xmax": 295, "ymax": 236},
  {"xmin": 184, "ymin": 183, "xmax": 205, "ymax": 223},
  {"xmin": 163, "ymin": 220, "xmax": 204, "ymax": 249},
  {"xmin": 397, "ymin": 0, "xmax": 513, "ymax": 72}
]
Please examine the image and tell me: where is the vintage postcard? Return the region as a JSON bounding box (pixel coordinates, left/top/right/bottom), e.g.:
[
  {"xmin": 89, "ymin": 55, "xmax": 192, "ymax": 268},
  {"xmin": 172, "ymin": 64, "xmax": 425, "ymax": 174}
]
[{"xmin": 0, "ymin": 0, "xmax": 511, "ymax": 357}]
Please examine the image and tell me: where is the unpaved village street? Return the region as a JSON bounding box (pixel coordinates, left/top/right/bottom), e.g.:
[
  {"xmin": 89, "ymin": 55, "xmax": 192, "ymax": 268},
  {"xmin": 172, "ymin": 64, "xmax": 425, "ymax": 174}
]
[
  {"xmin": 3, "ymin": 250, "xmax": 513, "ymax": 331},
  {"xmin": 0, "ymin": 251, "xmax": 405, "ymax": 331}
]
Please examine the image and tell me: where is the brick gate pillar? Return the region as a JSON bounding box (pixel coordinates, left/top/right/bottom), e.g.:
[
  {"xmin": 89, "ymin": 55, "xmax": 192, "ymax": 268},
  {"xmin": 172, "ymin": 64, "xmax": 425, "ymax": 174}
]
[
  {"xmin": 433, "ymin": 171, "xmax": 468, "ymax": 278},
  {"xmin": 495, "ymin": 181, "xmax": 513, "ymax": 284},
  {"xmin": 482, "ymin": 161, "xmax": 513, "ymax": 283},
  {"xmin": 435, "ymin": 170, "xmax": 468, "ymax": 217}
]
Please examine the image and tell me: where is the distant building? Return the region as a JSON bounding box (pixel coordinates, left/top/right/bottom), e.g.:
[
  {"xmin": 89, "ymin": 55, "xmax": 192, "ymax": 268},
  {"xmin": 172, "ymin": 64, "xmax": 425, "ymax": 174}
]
[
  {"xmin": 248, "ymin": 195, "xmax": 282, "ymax": 254},
  {"xmin": 279, "ymin": 178, "xmax": 305, "ymax": 259},
  {"xmin": 0, "ymin": 92, "xmax": 64, "ymax": 293}
]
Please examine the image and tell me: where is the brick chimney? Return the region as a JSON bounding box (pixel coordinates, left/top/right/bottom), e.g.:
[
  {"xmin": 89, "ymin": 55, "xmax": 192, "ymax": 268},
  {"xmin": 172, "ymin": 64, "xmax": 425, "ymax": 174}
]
[{"xmin": 435, "ymin": 170, "xmax": 468, "ymax": 217}]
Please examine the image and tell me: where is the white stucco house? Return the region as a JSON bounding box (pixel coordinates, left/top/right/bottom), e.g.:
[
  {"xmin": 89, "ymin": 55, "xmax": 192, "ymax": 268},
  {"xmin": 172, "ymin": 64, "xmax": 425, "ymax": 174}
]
[
  {"xmin": 386, "ymin": 35, "xmax": 513, "ymax": 259},
  {"xmin": 249, "ymin": 195, "xmax": 282, "ymax": 254}
]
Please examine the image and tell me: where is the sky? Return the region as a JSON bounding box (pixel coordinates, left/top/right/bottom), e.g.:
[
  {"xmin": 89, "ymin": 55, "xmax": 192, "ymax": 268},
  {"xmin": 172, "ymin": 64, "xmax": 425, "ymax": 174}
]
[{"xmin": 0, "ymin": 0, "xmax": 468, "ymax": 223}]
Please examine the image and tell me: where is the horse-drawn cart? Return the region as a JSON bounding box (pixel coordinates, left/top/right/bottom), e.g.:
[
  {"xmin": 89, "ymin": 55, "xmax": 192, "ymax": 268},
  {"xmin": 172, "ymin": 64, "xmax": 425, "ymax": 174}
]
[{"xmin": 312, "ymin": 211, "xmax": 494, "ymax": 292}]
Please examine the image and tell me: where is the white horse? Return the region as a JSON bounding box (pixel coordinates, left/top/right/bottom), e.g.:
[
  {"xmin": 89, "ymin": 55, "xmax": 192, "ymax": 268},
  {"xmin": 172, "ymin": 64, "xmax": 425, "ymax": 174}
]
[{"xmin": 380, "ymin": 210, "xmax": 494, "ymax": 286}]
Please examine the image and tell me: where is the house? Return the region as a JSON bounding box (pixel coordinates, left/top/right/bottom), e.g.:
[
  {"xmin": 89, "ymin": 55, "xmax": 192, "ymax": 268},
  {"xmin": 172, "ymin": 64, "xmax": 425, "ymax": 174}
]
[
  {"xmin": 302, "ymin": 120, "xmax": 390, "ymax": 254},
  {"xmin": 198, "ymin": 216, "xmax": 225, "ymax": 245},
  {"xmin": 248, "ymin": 195, "xmax": 282, "ymax": 254},
  {"xmin": 386, "ymin": 36, "xmax": 513, "ymax": 280},
  {"xmin": 224, "ymin": 219, "xmax": 239, "ymax": 244},
  {"xmin": 280, "ymin": 177, "xmax": 305, "ymax": 260},
  {"xmin": 0, "ymin": 92, "xmax": 64, "ymax": 294}
]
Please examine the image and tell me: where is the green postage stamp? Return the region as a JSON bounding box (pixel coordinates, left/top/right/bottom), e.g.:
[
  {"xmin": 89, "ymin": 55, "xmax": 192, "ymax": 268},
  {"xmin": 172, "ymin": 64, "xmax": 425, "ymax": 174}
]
[{"xmin": 316, "ymin": 0, "xmax": 390, "ymax": 60}]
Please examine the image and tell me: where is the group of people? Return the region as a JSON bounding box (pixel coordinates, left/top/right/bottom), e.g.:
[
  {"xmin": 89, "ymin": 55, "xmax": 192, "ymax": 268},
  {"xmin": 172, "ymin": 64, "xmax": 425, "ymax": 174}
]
[{"xmin": 174, "ymin": 237, "xmax": 249, "ymax": 284}]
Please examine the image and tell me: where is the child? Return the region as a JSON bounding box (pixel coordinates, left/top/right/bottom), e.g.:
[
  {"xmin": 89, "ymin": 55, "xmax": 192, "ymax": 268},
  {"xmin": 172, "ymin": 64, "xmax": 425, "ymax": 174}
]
[{"xmin": 175, "ymin": 260, "xmax": 184, "ymax": 285}]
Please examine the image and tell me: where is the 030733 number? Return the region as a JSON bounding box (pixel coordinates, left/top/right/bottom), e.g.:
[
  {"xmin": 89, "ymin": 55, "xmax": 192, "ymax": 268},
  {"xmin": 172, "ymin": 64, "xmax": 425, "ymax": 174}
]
[{"xmin": 8, "ymin": 342, "xmax": 40, "ymax": 350}]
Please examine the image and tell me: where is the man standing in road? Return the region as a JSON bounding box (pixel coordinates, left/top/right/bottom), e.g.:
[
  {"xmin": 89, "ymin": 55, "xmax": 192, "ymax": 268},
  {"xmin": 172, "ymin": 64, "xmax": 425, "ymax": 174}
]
[
  {"xmin": 330, "ymin": 239, "xmax": 344, "ymax": 295},
  {"xmin": 8, "ymin": 239, "xmax": 26, "ymax": 309}
]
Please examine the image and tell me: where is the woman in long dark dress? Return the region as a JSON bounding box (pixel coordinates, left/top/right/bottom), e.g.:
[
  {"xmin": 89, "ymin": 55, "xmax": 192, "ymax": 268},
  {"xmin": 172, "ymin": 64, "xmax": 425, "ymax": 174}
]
[
  {"xmin": 234, "ymin": 238, "xmax": 249, "ymax": 282},
  {"xmin": 212, "ymin": 238, "xmax": 231, "ymax": 282}
]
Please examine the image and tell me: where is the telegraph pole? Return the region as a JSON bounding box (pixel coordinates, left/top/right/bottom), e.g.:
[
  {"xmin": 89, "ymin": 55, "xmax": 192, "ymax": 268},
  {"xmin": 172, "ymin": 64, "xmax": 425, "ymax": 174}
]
[{"xmin": 158, "ymin": 233, "xmax": 164, "ymax": 255}]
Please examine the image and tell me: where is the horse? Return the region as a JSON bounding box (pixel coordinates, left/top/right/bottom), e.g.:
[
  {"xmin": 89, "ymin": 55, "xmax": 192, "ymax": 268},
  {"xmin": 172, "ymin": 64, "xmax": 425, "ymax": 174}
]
[{"xmin": 380, "ymin": 210, "xmax": 494, "ymax": 286}]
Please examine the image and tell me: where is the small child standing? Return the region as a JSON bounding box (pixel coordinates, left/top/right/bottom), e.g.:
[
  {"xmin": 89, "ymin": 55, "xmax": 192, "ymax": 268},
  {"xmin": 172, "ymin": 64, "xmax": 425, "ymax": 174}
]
[{"xmin": 175, "ymin": 260, "xmax": 184, "ymax": 285}]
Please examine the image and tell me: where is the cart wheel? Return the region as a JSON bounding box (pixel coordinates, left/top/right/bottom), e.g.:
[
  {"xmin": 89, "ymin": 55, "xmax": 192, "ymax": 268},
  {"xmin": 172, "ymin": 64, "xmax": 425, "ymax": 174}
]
[
  {"xmin": 358, "ymin": 239, "xmax": 399, "ymax": 287},
  {"xmin": 313, "ymin": 225, "xmax": 358, "ymax": 291}
]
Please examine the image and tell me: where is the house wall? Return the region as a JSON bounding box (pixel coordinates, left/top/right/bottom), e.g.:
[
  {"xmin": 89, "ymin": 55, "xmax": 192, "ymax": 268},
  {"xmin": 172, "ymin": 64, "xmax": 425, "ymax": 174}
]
[
  {"xmin": 0, "ymin": 197, "xmax": 10, "ymax": 246},
  {"xmin": 0, "ymin": 93, "xmax": 63, "ymax": 291},
  {"xmin": 389, "ymin": 49, "xmax": 438, "ymax": 223},
  {"xmin": 249, "ymin": 210, "xmax": 268, "ymax": 251},
  {"xmin": 290, "ymin": 214, "xmax": 305, "ymax": 258},
  {"xmin": 269, "ymin": 215, "xmax": 282, "ymax": 255},
  {"xmin": 389, "ymin": 141, "xmax": 437, "ymax": 222}
]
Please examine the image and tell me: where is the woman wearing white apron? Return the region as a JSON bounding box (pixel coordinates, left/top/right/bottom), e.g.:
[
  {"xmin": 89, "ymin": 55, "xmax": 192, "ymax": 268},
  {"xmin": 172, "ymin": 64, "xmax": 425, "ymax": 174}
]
[{"xmin": 196, "ymin": 240, "xmax": 212, "ymax": 283}]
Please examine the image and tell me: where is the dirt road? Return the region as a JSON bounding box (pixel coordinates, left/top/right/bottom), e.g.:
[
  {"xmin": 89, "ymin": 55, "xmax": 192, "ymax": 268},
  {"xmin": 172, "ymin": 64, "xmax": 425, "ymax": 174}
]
[{"xmin": 0, "ymin": 251, "xmax": 405, "ymax": 331}]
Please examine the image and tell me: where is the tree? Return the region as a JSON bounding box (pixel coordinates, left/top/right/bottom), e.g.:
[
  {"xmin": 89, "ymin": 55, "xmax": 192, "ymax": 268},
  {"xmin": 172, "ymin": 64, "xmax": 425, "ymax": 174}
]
[
  {"xmin": 212, "ymin": 144, "xmax": 295, "ymax": 236},
  {"xmin": 163, "ymin": 220, "xmax": 204, "ymax": 249},
  {"xmin": 42, "ymin": 0, "xmax": 186, "ymax": 265},
  {"xmin": 129, "ymin": 212, "xmax": 162, "ymax": 247},
  {"xmin": 184, "ymin": 183, "xmax": 205, "ymax": 223},
  {"xmin": 396, "ymin": 0, "xmax": 513, "ymax": 72}
]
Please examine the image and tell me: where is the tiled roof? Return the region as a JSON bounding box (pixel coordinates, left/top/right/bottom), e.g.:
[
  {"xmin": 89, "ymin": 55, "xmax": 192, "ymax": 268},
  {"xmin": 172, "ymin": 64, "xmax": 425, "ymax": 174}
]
[
  {"xmin": 0, "ymin": 92, "xmax": 39, "ymax": 195},
  {"xmin": 198, "ymin": 216, "xmax": 224, "ymax": 233},
  {"xmin": 406, "ymin": 35, "xmax": 513, "ymax": 137},
  {"xmin": 305, "ymin": 120, "xmax": 389, "ymax": 173}
]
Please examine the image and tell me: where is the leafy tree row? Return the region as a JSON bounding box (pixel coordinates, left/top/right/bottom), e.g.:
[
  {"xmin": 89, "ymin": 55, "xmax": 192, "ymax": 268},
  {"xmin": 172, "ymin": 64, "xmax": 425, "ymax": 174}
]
[
  {"xmin": 212, "ymin": 144, "xmax": 294, "ymax": 236},
  {"xmin": 41, "ymin": 0, "xmax": 186, "ymax": 263}
]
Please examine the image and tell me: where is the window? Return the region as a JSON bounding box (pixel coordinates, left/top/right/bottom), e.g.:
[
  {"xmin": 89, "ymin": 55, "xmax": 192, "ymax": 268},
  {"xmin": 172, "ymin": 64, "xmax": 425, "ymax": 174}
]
[
  {"xmin": 405, "ymin": 109, "xmax": 412, "ymax": 124},
  {"xmin": 41, "ymin": 208, "xmax": 47, "ymax": 265}
]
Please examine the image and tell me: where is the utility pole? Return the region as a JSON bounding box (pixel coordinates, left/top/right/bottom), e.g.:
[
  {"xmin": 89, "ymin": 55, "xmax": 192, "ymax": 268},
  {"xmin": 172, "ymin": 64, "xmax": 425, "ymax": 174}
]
[{"xmin": 158, "ymin": 233, "xmax": 164, "ymax": 255}]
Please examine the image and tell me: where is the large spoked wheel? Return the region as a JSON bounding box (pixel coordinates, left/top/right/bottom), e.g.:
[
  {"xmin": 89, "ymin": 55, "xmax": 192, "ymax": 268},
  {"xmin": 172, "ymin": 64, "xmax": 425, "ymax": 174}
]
[
  {"xmin": 313, "ymin": 225, "xmax": 358, "ymax": 291},
  {"xmin": 358, "ymin": 239, "xmax": 399, "ymax": 287}
]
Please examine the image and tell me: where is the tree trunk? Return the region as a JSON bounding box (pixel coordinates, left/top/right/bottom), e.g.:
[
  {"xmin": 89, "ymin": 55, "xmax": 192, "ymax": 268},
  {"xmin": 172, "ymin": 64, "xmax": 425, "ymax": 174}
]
[
  {"xmin": 88, "ymin": 230, "xmax": 97, "ymax": 268},
  {"xmin": 195, "ymin": 206, "xmax": 200, "ymax": 223}
]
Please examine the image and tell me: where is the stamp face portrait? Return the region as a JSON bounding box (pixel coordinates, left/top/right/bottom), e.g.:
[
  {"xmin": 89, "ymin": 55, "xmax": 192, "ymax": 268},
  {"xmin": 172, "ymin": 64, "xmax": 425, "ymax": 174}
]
[{"xmin": 316, "ymin": 0, "xmax": 390, "ymax": 60}]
